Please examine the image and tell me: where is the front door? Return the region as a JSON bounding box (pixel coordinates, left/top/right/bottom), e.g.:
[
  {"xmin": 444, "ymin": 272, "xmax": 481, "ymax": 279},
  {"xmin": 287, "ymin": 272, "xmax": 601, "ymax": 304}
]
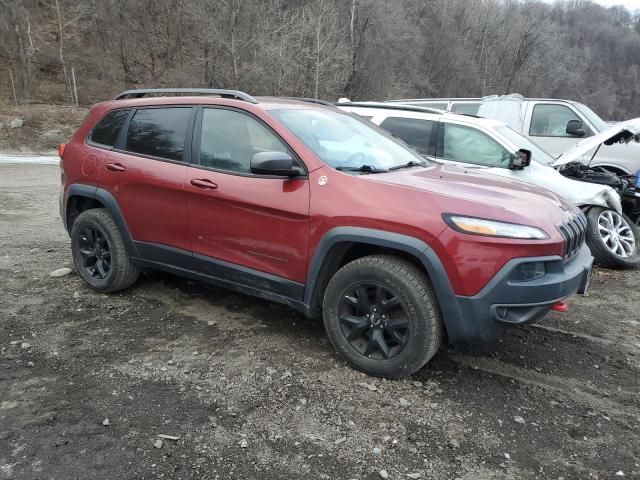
[
  {"xmin": 527, "ymin": 103, "xmax": 592, "ymax": 158},
  {"xmin": 184, "ymin": 107, "xmax": 310, "ymax": 294}
]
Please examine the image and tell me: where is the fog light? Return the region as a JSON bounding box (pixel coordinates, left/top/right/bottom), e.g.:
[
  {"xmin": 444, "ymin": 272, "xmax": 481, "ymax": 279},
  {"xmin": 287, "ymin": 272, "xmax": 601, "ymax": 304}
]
[{"xmin": 512, "ymin": 262, "xmax": 546, "ymax": 282}]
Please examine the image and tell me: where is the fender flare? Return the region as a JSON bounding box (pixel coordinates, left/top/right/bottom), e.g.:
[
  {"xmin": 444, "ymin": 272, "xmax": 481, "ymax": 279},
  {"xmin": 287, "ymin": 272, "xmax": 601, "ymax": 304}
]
[
  {"xmin": 64, "ymin": 184, "xmax": 139, "ymax": 257},
  {"xmin": 303, "ymin": 227, "xmax": 465, "ymax": 338}
]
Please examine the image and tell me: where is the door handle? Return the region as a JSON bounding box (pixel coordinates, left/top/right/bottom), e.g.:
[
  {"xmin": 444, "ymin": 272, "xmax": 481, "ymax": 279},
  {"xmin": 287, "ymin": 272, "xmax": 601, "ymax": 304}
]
[
  {"xmin": 105, "ymin": 162, "xmax": 126, "ymax": 172},
  {"xmin": 190, "ymin": 178, "xmax": 218, "ymax": 190}
]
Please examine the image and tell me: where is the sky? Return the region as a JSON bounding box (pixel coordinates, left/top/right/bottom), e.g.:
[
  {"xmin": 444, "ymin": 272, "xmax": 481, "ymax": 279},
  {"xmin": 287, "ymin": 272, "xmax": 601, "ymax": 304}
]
[
  {"xmin": 544, "ymin": 0, "xmax": 640, "ymax": 12},
  {"xmin": 592, "ymin": 0, "xmax": 640, "ymax": 11}
]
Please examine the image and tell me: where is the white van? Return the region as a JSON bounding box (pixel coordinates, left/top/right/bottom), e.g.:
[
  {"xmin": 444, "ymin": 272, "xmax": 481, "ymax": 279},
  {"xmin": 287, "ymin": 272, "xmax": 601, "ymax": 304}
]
[{"xmin": 389, "ymin": 95, "xmax": 640, "ymax": 176}]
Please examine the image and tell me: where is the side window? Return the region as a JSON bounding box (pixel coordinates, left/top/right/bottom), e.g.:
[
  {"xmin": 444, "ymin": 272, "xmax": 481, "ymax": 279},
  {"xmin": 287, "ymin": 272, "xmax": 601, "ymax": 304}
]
[
  {"xmin": 90, "ymin": 109, "xmax": 129, "ymax": 147},
  {"xmin": 442, "ymin": 123, "xmax": 512, "ymax": 168},
  {"xmin": 125, "ymin": 108, "xmax": 192, "ymax": 161},
  {"xmin": 529, "ymin": 104, "xmax": 582, "ymax": 137},
  {"xmin": 380, "ymin": 116, "xmax": 433, "ymax": 155},
  {"xmin": 199, "ymin": 108, "xmax": 288, "ymax": 174},
  {"xmin": 451, "ymin": 103, "xmax": 480, "ymax": 115}
]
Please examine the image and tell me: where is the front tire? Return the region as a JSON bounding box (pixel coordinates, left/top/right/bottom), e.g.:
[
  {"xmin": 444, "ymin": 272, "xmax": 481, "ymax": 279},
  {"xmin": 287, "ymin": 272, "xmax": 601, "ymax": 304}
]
[
  {"xmin": 322, "ymin": 255, "xmax": 443, "ymax": 379},
  {"xmin": 70, "ymin": 208, "xmax": 139, "ymax": 292},
  {"xmin": 585, "ymin": 207, "xmax": 640, "ymax": 269}
]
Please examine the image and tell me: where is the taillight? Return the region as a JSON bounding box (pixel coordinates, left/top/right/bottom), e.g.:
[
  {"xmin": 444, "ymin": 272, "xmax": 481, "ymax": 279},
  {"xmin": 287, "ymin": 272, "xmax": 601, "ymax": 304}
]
[{"xmin": 58, "ymin": 143, "xmax": 66, "ymax": 158}]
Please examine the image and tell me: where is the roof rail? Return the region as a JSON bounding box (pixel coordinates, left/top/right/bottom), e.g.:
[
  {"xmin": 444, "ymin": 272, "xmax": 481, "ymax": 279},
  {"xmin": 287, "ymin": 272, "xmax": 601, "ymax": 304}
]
[
  {"xmin": 280, "ymin": 97, "xmax": 336, "ymax": 107},
  {"xmin": 336, "ymin": 101, "xmax": 445, "ymax": 115},
  {"xmin": 114, "ymin": 88, "xmax": 258, "ymax": 104}
]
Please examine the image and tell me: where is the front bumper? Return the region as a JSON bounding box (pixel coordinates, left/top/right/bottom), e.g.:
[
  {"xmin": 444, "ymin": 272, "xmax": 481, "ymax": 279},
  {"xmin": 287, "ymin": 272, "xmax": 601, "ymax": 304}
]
[{"xmin": 448, "ymin": 243, "xmax": 593, "ymax": 344}]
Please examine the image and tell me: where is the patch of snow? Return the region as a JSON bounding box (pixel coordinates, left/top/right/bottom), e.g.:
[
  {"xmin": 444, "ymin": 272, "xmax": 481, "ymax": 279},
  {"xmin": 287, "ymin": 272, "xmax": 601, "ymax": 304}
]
[{"xmin": 0, "ymin": 154, "xmax": 59, "ymax": 165}]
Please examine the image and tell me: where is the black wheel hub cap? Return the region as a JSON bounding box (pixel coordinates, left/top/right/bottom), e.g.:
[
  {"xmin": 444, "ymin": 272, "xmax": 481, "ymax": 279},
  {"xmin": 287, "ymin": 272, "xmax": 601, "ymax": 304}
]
[
  {"xmin": 78, "ymin": 227, "xmax": 111, "ymax": 279},
  {"xmin": 338, "ymin": 283, "xmax": 409, "ymax": 360}
]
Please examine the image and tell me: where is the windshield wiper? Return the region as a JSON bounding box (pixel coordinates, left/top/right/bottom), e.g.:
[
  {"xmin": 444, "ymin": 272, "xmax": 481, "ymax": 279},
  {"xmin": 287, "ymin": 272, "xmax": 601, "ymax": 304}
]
[
  {"xmin": 335, "ymin": 164, "xmax": 389, "ymax": 173},
  {"xmin": 388, "ymin": 159, "xmax": 428, "ymax": 171}
]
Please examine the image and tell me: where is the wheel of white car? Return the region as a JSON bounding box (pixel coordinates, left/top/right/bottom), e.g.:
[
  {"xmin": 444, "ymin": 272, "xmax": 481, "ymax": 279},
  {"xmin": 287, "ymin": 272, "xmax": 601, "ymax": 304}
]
[{"xmin": 585, "ymin": 207, "xmax": 640, "ymax": 269}]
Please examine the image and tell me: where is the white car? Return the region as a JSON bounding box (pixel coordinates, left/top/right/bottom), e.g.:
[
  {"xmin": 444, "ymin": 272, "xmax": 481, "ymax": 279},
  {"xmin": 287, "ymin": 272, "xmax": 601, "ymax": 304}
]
[
  {"xmin": 337, "ymin": 102, "xmax": 640, "ymax": 268},
  {"xmin": 388, "ymin": 95, "xmax": 640, "ymax": 176}
]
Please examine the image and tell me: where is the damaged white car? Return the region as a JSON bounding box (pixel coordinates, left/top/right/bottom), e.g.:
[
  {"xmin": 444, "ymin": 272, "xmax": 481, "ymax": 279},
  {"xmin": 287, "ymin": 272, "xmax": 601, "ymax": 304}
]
[{"xmin": 336, "ymin": 102, "xmax": 640, "ymax": 268}]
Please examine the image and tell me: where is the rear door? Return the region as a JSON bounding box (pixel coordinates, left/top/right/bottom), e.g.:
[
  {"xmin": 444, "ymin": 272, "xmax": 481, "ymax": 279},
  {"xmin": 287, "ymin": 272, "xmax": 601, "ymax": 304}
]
[
  {"xmin": 184, "ymin": 106, "xmax": 310, "ymax": 291},
  {"xmin": 97, "ymin": 106, "xmax": 194, "ymax": 258}
]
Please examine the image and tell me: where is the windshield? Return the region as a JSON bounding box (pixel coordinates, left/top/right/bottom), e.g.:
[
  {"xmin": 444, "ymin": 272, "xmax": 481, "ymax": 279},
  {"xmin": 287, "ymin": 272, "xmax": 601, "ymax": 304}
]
[
  {"xmin": 495, "ymin": 125, "xmax": 556, "ymax": 165},
  {"xmin": 270, "ymin": 109, "xmax": 428, "ymax": 171},
  {"xmin": 574, "ymin": 103, "xmax": 608, "ymax": 132}
]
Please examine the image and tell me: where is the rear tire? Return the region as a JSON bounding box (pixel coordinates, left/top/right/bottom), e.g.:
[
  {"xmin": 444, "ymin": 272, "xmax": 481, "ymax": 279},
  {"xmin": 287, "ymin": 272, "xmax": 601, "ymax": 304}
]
[
  {"xmin": 585, "ymin": 207, "xmax": 640, "ymax": 269},
  {"xmin": 322, "ymin": 255, "xmax": 443, "ymax": 379},
  {"xmin": 70, "ymin": 208, "xmax": 139, "ymax": 292}
]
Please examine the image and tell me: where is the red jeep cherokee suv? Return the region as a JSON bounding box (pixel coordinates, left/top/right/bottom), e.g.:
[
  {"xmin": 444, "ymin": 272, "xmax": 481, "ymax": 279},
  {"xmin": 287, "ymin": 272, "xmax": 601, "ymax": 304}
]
[{"xmin": 59, "ymin": 88, "xmax": 593, "ymax": 378}]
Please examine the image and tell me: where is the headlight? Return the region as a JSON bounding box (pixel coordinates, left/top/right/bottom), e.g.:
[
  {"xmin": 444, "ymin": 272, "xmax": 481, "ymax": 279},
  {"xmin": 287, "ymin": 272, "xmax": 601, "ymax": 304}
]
[{"xmin": 443, "ymin": 214, "xmax": 549, "ymax": 239}]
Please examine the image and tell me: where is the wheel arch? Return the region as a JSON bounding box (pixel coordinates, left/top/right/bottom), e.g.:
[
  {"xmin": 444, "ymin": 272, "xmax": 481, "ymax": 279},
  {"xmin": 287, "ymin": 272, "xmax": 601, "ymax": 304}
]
[
  {"xmin": 304, "ymin": 227, "xmax": 464, "ymax": 338},
  {"xmin": 65, "ymin": 184, "xmax": 138, "ymax": 257},
  {"xmin": 590, "ymin": 163, "xmax": 631, "ymax": 175}
]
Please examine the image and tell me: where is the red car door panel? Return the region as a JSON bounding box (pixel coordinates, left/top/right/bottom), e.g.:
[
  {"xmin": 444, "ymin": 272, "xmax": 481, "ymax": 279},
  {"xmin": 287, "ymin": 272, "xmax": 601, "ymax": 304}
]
[
  {"xmin": 185, "ymin": 167, "xmax": 310, "ymax": 283},
  {"xmin": 98, "ymin": 150, "xmax": 190, "ymax": 251}
]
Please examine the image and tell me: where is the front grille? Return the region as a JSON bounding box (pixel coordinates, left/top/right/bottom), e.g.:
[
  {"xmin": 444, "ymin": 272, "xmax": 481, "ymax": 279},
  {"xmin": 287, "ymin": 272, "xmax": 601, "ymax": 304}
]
[{"xmin": 557, "ymin": 212, "xmax": 588, "ymax": 260}]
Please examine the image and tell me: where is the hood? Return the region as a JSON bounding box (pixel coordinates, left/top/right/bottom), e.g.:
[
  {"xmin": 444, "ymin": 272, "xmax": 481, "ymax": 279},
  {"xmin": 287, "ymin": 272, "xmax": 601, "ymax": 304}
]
[
  {"xmin": 527, "ymin": 162, "xmax": 623, "ymax": 213},
  {"xmin": 365, "ymin": 163, "xmax": 576, "ymax": 227},
  {"xmin": 553, "ymin": 118, "xmax": 640, "ymax": 167}
]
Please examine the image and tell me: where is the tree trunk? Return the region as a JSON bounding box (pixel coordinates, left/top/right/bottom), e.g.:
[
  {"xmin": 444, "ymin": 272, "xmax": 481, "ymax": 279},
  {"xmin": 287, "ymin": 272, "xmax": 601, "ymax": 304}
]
[{"xmin": 54, "ymin": 0, "xmax": 69, "ymax": 97}]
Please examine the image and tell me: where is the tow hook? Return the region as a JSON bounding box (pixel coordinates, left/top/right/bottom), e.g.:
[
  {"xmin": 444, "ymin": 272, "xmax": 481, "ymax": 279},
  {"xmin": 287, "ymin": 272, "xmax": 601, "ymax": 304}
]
[{"xmin": 551, "ymin": 301, "xmax": 569, "ymax": 313}]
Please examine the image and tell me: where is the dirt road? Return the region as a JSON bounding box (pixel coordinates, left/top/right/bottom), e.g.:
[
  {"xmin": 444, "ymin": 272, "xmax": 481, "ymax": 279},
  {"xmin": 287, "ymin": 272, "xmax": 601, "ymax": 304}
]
[{"xmin": 1, "ymin": 164, "xmax": 639, "ymax": 480}]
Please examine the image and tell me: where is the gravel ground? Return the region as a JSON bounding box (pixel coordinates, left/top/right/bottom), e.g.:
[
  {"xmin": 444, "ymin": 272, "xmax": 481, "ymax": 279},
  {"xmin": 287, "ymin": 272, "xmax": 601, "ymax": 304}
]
[{"xmin": 1, "ymin": 163, "xmax": 639, "ymax": 480}]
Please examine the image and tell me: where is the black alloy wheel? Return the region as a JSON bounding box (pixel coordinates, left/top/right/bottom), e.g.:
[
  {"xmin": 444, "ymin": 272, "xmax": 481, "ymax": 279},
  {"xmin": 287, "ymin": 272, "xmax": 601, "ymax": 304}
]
[
  {"xmin": 77, "ymin": 226, "xmax": 112, "ymax": 280},
  {"xmin": 323, "ymin": 255, "xmax": 443, "ymax": 378},
  {"xmin": 338, "ymin": 282, "xmax": 409, "ymax": 360},
  {"xmin": 70, "ymin": 208, "xmax": 139, "ymax": 292}
]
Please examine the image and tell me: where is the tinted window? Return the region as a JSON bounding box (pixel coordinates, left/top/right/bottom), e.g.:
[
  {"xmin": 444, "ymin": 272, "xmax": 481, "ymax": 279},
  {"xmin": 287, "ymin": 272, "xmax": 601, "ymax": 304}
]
[
  {"xmin": 125, "ymin": 108, "xmax": 191, "ymax": 161},
  {"xmin": 442, "ymin": 123, "xmax": 512, "ymax": 168},
  {"xmin": 529, "ymin": 104, "xmax": 583, "ymax": 137},
  {"xmin": 90, "ymin": 109, "xmax": 129, "ymax": 147},
  {"xmin": 199, "ymin": 108, "xmax": 288, "ymax": 173},
  {"xmin": 451, "ymin": 103, "xmax": 480, "ymax": 115},
  {"xmin": 380, "ymin": 116, "xmax": 433, "ymax": 154}
]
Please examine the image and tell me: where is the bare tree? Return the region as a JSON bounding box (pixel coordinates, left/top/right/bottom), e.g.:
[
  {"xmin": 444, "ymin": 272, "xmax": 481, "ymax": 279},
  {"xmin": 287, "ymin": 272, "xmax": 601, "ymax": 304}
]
[{"xmin": 1, "ymin": 0, "xmax": 640, "ymax": 118}]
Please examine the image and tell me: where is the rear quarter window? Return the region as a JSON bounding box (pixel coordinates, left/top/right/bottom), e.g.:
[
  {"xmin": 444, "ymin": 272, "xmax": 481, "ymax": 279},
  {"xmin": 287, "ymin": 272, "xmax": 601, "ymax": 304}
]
[{"xmin": 89, "ymin": 109, "xmax": 129, "ymax": 147}]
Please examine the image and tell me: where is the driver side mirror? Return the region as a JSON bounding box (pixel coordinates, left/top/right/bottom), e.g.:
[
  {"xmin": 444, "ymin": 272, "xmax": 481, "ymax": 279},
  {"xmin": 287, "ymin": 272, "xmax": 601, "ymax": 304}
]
[
  {"xmin": 566, "ymin": 119, "xmax": 586, "ymax": 137},
  {"xmin": 250, "ymin": 151, "xmax": 299, "ymax": 177},
  {"xmin": 509, "ymin": 149, "xmax": 531, "ymax": 170}
]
